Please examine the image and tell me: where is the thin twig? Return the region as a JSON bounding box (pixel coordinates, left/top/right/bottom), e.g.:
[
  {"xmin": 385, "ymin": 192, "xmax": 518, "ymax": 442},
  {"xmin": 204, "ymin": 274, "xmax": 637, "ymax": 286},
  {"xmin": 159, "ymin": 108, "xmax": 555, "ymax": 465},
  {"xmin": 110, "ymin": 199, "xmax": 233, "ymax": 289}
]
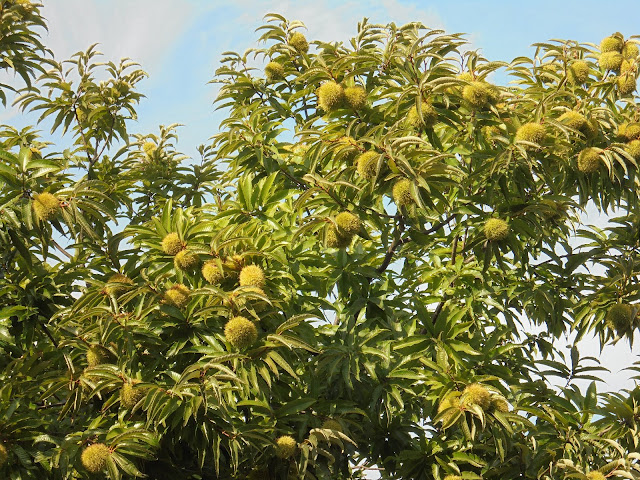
[
  {"xmin": 90, "ymin": 114, "xmax": 116, "ymax": 168},
  {"xmin": 51, "ymin": 238, "xmax": 73, "ymax": 260},
  {"xmin": 37, "ymin": 401, "xmax": 65, "ymax": 410},
  {"xmin": 377, "ymin": 234, "xmax": 408, "ymax": 274},
  {"xmin": 40, "ymin": 322, "xmax": 59, "ymax": 348}
]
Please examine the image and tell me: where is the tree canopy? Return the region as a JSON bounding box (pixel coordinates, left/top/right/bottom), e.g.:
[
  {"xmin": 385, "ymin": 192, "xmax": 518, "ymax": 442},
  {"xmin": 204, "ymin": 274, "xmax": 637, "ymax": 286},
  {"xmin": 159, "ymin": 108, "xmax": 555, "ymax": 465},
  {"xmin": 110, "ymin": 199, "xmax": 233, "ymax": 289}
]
[{"xmin": 2, "ymin": 2, "xmax": 640, "ymax": 479}]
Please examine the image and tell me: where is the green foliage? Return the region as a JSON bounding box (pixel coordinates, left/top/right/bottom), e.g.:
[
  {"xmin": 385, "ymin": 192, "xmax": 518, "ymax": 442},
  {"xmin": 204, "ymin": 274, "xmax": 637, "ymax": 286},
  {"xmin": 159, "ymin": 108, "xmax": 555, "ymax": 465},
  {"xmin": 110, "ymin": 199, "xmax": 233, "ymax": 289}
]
[
  {"xmin": 0, "ymin": 0, "xmax": 49, "ymax": 105},
  {"xmin": 2, "ymin": 8, "xmax": 640, "ymax": 480}
]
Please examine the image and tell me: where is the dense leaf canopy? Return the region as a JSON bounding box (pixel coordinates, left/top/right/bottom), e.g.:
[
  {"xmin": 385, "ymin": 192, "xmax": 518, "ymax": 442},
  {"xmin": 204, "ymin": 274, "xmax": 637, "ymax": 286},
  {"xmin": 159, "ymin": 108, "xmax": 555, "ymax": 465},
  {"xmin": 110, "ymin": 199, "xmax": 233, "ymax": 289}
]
[{"xmin": 1, "ymin": 2, "xmax": 640, "ymax": 479}]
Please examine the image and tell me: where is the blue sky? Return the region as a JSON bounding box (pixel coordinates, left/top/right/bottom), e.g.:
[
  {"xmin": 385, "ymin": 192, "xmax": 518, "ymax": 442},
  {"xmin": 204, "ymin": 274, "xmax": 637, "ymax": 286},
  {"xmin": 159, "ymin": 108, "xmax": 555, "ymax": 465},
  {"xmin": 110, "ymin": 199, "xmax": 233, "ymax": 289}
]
[{"xmin": 6, "ymin": 1, "xmax": 640, "ymax": 391}]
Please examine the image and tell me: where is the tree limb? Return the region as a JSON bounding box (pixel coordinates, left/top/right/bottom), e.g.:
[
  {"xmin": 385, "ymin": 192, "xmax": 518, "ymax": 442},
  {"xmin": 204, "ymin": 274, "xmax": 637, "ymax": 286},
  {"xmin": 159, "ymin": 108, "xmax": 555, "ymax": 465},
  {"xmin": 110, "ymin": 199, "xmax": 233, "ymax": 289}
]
[{"xmin": 377, "ymin": 213, "xmax": 455, "ymax": 275}]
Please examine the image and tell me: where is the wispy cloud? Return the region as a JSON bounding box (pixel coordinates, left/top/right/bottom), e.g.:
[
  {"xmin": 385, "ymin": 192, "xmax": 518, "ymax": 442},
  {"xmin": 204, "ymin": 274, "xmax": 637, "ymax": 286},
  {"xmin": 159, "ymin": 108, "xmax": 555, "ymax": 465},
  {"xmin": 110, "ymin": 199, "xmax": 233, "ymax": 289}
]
[
  {"xmin": 42, "ymin": 0, "xmax": 196, "ymax": 74},
  {"xmin": 227, "ymin": 0, "xmax": 444, "ymax": 44},
  {"xmin": 0, "ymin": 104, "xmax": 21, "ymax": 125}
]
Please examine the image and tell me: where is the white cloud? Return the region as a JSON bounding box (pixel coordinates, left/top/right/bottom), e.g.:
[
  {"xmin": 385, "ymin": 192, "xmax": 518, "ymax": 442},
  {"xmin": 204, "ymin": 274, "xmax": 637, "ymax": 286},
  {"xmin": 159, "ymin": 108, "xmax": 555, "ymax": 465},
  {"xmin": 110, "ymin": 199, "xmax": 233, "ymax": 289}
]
[
  {"xmin": 581, "ymin": 335, "xmax": 639, "ymax": 392},
  {"xmin": 377, "ymin": 0, "xmax": 443, "ymax": 28},
  {"xmin": 42, "ymin": 0, "xmax": 196, "ymax": 74},
  {"xmin": 0, "ymin": 104, "xmax": 20, "ymax": 124}
]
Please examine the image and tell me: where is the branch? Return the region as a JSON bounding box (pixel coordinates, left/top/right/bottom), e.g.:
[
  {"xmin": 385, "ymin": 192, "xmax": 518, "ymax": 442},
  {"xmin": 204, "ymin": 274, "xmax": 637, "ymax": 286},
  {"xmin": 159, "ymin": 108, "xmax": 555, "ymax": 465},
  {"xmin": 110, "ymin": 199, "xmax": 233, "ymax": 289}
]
[
  {"xmin": 90, "ymin": 113, "xmax": 116, "ymax": 168},
  {"xmin": 50, "ymin": 238, "xmax": 73, "ymax": 260},
  {"xmin": 278, "ymin": 165, "xmax": 308, "ymax": 190},
  {"xmin": 430, "ymin": 295, "xmax": 448, "ymax": 325},
  {"xmin": 376, "ymin": 214, "xmax": 455, "ymax": 274},
  {"xmin": 376, "ymin": 234, "xmax": 408, "ymax": 274},
  {"xmin": 40, "ymin": 322, "xmax": 59, "ymax": 348},
  {"xmin": 314, "ymin": 182, "xmax": 347, "ymax": 209},
  {"xmin": 37, "ymin": 401, "xmax": 65, "ymax": 410},
  {"xmin": 425, "ymin": 214, "xmax": 456, "ymax": 235},
  {"xmin": 73, "ymin": 104, "xmax": 93, "ymax": 164}
]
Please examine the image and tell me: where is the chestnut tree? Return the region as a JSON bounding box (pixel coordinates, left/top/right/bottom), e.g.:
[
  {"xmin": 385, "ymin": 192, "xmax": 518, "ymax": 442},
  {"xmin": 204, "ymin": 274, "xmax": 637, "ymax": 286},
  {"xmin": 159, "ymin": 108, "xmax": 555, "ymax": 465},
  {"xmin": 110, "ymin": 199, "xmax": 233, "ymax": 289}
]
[{"xmin": 2, "ymin": 3, "xmax": 640, "ymax": 479}]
